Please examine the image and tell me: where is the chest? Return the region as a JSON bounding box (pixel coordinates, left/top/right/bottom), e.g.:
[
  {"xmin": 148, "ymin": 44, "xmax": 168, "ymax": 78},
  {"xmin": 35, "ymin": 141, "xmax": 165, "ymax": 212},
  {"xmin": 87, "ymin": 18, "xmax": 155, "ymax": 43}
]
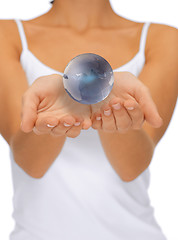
[{"xmin": 21, "ymin": 22, "xmax": 144, "ymax": 73}]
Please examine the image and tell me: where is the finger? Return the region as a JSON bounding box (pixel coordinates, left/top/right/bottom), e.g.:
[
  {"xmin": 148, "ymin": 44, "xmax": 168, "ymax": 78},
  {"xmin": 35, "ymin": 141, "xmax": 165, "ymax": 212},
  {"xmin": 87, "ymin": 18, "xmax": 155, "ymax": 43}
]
[
  {"xmin": 124, "ymin": 99, "xmax": 144, "ymax": 129},
  {"xmin": 101, "ymin": 104, "xmax": 117, "ymax": 132},
  {"xmin": 134, "ymin": 85, "xmax": 163, "ymax": 128},
  {"xmin": 91, "ymin": 113, "xmax": 102, "ymax": 130},
  {"xmin": 21, "ymin": 91, "xmax": 40, "ymax": 133},
  {"xmin": 35, "ymin": 117, "xmax": 59, "ymax": 134},
  {"xmin": 66, "ymin": 122, "xmax": 83, "ymax": 138},
  {"xmin": 51, "ymin": 116, "xmax": 75, "ymax": 137},
  {"xmin": 33, "ymin": 126, "xmax": 43, "ymax": 135},
  {"xmin": 82, "ymin": 118, "xmax": 92, "ymax": 130},
  {"xmin": 65, "ymin": 115, "xmax": 84, "ymax": 138},
  {"xmin": 66, "ymin": 127, "xmax": 82, "ymax": 138},
  {"xmin": 110, "ymin": 98, "xmax": 132, "ymax": 132}
]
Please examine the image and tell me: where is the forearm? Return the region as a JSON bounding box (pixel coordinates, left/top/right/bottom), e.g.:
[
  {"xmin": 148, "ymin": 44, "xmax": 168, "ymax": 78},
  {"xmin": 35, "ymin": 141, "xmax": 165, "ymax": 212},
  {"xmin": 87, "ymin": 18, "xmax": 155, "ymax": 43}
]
[
  {"xmin": 98, "ymin": 126, "xmax": 155, "ymax": 182},
  {"xmin": 10, "ymin": 128, "xmax": 66, "ymax": 178}
]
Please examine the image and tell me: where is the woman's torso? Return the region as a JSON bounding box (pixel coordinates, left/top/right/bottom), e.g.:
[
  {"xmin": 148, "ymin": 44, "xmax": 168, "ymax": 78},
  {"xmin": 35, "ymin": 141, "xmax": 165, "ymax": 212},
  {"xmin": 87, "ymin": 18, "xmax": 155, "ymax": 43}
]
[{"xmin": 8, "ymin": 14, "xmax": 167, "ymax": 240}]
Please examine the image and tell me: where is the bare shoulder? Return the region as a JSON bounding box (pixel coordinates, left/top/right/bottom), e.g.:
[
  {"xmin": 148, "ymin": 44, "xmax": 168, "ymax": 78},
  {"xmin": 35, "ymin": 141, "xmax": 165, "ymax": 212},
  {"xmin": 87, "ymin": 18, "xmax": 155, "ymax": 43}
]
[
  {"xmin": 144, "ymin": 22, "xmax": 178, "ymax": 78},
  {"xmin": 0, "ymin": 19, "xmax": 14, "ymax": 29},
  {"xmin": 0, "ymin": 19, "xmax": 21, "ymax": 55},
  {"xmin": 0, "ymin": 19, "xmax": 17, "ymax": 37},
  {"xmin": 149, "ymin": 22, "xmax": 177, "ymax": 34},
  {"xmin": 146, "ymin": 23, "xmax": 178, "ymax": 55}
]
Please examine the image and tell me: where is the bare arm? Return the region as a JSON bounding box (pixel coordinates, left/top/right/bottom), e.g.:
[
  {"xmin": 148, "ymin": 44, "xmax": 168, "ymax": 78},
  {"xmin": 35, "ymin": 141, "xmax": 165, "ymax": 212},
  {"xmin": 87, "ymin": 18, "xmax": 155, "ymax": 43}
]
[
  {"xmin": 98, "ymin": 24, "xmax": 178, "ymax": 182},
  {"xmin": 0, "ymin": 20, "xmax": 66, "ymax": 178}
]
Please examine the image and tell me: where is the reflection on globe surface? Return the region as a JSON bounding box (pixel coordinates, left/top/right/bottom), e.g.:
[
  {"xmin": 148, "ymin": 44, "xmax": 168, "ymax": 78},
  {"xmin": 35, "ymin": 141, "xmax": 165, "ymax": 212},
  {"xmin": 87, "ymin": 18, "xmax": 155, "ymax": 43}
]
[{"xmin": 63, "ymin": 53, "xmax": 114, "ymax": 104}]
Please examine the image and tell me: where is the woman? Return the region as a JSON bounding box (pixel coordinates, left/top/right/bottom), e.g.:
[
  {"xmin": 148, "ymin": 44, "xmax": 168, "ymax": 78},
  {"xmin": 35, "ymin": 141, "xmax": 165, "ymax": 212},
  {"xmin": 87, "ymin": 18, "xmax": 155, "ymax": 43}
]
[{"xmin": 0, "ymin": 0, "xmax": 177, "ymax": 239}]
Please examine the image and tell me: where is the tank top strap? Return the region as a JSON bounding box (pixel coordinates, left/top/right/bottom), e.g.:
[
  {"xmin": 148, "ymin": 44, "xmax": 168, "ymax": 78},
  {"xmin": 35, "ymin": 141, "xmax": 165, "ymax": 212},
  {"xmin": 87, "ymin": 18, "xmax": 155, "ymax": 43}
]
[
  {"xmin": 139, "ymin": 22, "xmax": 151, "ymax": 53},
  {"xmin": 14, "ymin": 18, "xmax": 28, "ymax": 50}
]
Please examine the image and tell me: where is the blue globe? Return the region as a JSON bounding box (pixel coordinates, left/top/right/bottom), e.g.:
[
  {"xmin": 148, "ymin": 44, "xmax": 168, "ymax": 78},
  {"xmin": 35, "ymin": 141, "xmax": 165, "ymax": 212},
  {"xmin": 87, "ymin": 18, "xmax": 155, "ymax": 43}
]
[{"xmin": 63, "ymin": 53, "xmax": 114, "ymax": 104}]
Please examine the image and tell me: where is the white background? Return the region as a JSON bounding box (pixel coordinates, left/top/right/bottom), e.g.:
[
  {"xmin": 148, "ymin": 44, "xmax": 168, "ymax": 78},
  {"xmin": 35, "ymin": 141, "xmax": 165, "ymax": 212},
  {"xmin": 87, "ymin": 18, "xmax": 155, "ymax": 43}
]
[{"xmin": 0, "ymin": 0, "xmax": 177, "ymax": 239}]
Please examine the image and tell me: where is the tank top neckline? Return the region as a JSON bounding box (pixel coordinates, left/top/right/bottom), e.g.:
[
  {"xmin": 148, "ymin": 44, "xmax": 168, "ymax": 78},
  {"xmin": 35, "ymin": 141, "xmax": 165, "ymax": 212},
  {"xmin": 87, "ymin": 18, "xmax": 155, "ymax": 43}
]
[
  {"xmin": 20, "ymin": 46, "xmax": 141, "ymax": 75},
  {"xmin": 15, "ymin": 19, "xmax": 151, "ymax": 75}
]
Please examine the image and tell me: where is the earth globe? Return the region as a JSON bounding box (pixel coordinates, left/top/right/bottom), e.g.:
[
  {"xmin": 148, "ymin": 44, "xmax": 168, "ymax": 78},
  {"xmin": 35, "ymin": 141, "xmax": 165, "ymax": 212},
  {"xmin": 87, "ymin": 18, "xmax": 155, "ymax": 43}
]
[{"xmin": 62, "ymin": 53, "xmax": 114, "ymax": 104}]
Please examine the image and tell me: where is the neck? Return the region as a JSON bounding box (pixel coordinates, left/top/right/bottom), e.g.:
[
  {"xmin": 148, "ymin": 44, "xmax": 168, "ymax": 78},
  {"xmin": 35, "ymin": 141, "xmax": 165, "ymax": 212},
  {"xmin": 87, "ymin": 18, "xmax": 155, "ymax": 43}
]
[{"xmin": 47, "ymin": 0, "xmax": 118, "ymax": 32}]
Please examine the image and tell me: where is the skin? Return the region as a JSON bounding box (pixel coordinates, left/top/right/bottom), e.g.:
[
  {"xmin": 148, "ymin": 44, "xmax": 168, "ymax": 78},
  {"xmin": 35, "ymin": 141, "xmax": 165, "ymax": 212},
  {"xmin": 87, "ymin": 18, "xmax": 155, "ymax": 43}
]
[{"xmin": 0, "ymin": 0, "xmax": 177, "ymax": 179}]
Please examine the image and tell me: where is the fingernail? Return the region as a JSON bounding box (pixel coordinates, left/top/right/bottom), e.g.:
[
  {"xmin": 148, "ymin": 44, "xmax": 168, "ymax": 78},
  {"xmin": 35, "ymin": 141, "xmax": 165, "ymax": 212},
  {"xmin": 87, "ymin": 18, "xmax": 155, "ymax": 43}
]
[
  {"xmin": 74, "ymin": 122, "xmax": 80, "ymax": 126},
  {"xmin": 47, "ymin": 124, "xmax": 56, "ymax": 128},
  {"xmin": 96, "ymin": 116, "xmax": 101, "ymax": 120},
  {"xmin": 112, "ymin": 103, "xmax": 121, "ymax": 110},
  {"xmin": 104, "ymin": 109, "xmax": 111, "ymax": 116},
  {"xmin": 127, "ymin": 107, "xmax": 134, "ymax": 110},
  {"xmin": 64, "ymin": 123, "xmax": 72, "ymax": 127}
]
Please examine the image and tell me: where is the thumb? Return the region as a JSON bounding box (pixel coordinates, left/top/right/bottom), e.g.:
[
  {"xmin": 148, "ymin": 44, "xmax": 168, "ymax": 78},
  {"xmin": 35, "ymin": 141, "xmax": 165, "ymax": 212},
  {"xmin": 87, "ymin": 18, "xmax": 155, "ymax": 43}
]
[
  {"xmin": 20, "ymin": 90, "xmax": 40, "ymax": 133},
  {"xmin": 134, "ymin": 85, "xmax": 163, "ymax": 128}
]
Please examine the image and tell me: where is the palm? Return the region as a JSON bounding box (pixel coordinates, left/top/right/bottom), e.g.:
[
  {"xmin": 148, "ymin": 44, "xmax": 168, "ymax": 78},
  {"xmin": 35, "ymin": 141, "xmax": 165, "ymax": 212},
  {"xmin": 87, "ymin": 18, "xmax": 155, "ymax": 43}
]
[
  {"xmin": 36, "ymin": 74, "xmax": 92, "ymax": 129},
  {"xmin": 90, "ymin": 72, "xmax": 162, "ymax": 128},
  {"xmin": 90, "ymin": 72, "xmax": 133, "ymax": 115}
]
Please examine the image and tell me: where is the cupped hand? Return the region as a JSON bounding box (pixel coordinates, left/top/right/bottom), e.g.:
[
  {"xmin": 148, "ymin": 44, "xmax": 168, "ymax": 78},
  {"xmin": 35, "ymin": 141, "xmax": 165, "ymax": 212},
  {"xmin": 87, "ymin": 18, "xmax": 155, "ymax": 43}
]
[
  {"xmin": 21, "ymin": 74, "xmax": 92, "ymax": 138},
  {"xmin": 91, "ymin": 72, "xmax": 163, "ymax": 133}
]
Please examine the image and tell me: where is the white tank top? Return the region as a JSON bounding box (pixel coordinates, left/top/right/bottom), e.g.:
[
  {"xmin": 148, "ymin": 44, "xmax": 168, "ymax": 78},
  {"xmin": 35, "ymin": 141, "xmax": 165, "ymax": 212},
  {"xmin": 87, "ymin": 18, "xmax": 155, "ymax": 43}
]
[{"xmin": 9, "ymin": 19, "xmax": 167, "ymax": 240}]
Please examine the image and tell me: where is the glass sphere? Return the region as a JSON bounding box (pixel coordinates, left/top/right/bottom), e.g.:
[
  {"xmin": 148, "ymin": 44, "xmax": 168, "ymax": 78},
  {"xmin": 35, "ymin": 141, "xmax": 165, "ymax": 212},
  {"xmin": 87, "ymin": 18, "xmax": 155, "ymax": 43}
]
[{"xmin": 63, "ymin": 53, "xmax": 114, "ymax": 104}]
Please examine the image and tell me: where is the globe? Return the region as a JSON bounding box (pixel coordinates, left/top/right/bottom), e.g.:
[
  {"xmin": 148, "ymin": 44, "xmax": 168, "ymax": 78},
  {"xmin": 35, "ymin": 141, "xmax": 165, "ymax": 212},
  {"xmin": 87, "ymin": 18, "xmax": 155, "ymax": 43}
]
[{"xmin": 62, "ymin": 53, "xmax": 114, "ymax": 104}]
